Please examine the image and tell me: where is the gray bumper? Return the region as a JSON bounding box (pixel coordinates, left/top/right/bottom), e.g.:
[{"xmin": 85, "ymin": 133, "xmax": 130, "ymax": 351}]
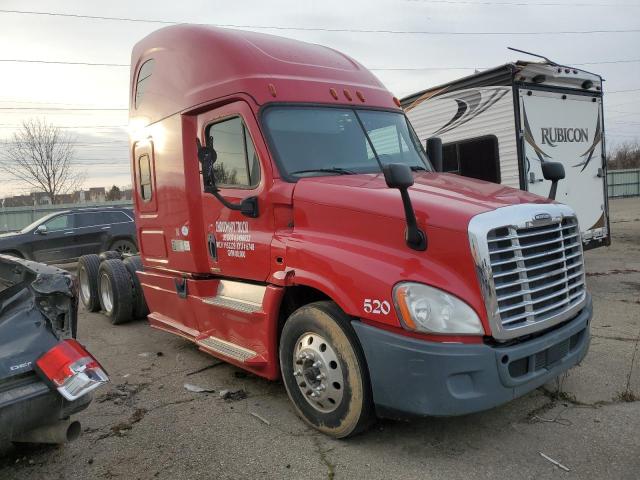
[
  {"xmin": 0, "ymin": 374, "xmax": 92, "ymax": 441},
  {"xmin": 352, "ymin": 294, "xmax": 592, "ymax": 418}
]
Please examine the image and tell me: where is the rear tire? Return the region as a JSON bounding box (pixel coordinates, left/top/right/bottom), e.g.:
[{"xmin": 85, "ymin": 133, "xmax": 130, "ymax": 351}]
[
  {"xmin": 123, "ymin": 256, "xmax": 149, "ymax": 319},
  {"xmin": 98, "ymin": 259, "xmax": 134, "ymax": 325},
  {"xmin": 279, "ymin": 301, "xmax": 374, "ymax": 438},
  {"xmin": 109, "ymin": 239, "xmax": 137, "ymax": 256},
  {"xmin": 78, "ymin": 254, "xmax": 101, "ymax": 312},
  {"xmin": 99, "ymin": 250, "xmax": 121, "ymax": 261}
]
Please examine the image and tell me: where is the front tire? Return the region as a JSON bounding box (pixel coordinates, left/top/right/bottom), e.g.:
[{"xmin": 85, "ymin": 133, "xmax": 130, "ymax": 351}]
[
  {"xmin": 279, "ymin": 301, "xmax": 374, "ymax": 438},
  {"xmin": 99, "ymin": 250, "xmax": 121, "ymax": 261},
  {"xmin": 98, "ymin": 259, "xmax": 134, "ymax": 324}
]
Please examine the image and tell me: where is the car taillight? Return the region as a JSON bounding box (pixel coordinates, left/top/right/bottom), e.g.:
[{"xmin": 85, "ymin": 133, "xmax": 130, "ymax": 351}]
[{"xmin": 36, "ymin": 339, "xmax": 109, "ymax": 401}]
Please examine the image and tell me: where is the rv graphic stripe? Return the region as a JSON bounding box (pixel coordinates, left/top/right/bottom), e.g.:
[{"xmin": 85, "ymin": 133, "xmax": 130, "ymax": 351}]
[{"xmin": 432, "ymin": 87, "xmax": 509, "ymax": 136}]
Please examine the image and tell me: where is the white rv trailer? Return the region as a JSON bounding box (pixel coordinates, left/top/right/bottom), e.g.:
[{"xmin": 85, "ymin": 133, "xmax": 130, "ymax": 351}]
[{"xmin": 402, "ymin": 61, "xmax": 610, "ymax": 249}]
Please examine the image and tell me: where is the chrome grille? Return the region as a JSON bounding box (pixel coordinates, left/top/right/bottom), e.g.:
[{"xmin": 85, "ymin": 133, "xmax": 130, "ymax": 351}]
[
  {"xmin": 488, "ymin": 216, "xmax": 585, "ymax": 329},
  {"xmin": 468, "ymin": 204, "xmax": 588, "ymax": 341}
]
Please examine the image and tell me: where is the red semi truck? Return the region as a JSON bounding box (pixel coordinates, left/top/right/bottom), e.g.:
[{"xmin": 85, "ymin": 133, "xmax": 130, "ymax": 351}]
[{"xmin": 89, "ymin": 25, "xmax": 592, "ymax": 437}]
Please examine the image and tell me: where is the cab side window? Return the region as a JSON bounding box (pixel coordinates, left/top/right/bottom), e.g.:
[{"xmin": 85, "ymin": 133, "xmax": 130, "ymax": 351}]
[
  {"xmin": 135, "ymin": 59, "xmax": 154, "ymax": 109},
  {"xmin": 138, "ymin": 154, "xmax": 153, "ymax": 201},
  {"xmin": 205, "ymin": 117, "xmax": 260, "ymax": 188}
]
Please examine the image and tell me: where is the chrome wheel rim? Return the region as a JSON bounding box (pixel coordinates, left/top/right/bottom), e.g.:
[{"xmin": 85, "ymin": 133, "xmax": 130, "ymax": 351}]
[
  {"xmin": 79, "ymin": 266, "xmax": 91, "ymax": 303},
  {"xmin": 99, "ymin": 273, "xmax": 113, "ymax": 313},
  {"xmin": 292, "ymin": 332, "xmax": 344, "ymax": 413}
]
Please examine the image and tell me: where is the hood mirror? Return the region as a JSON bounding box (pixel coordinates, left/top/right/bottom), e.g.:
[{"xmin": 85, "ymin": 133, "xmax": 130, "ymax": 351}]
[
  {"xmin": 541, "ymin": 161, "xmax": 565, "ymax": 200},
  {"xmin": 382, "ymin": 163, "xmax": 427, "ymax": 251},
  {"xmin": 426, "ymin": 137, "xmax": 443, "ymax": 172}
]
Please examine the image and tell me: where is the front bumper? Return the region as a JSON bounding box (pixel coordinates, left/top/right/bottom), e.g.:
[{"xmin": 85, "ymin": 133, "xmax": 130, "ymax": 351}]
[
  {"xmin": 0, "ymin": 373, "xmax": 92, "ymax": 441},
  {"xmin": 352, "ymin": 294, "xmax": 592, "ymax": 418}
]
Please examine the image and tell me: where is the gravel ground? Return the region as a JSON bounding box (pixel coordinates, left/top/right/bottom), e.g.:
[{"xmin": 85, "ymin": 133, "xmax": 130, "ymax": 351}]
[{"xmin": 1, "ymin": 197, "xmax": 639, "ymax": 479}]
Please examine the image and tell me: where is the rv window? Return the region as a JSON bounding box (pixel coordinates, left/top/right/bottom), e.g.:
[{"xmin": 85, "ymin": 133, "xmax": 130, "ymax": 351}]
[
  {"xmin": 441, "ymin": 135, "xmax": 500, "ymax": 183},
  {"xmin": 135, "ymin": 59, "xmax": 155, "ymax": 109},
  {"xmin": 206, "ymin": 117, "xmax": 260, "ymax": 188},
  {"xmin": 138, "ymin": 154, "xmax": 153, "ymax": 201},
  {"xmin": 442, "ymin": 144, "xmax": 460, "ymax": 174}
]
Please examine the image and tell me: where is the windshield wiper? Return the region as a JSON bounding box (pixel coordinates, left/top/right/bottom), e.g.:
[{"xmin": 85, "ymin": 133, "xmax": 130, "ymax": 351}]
[
  {"xmin": 410, "ymin": 165, "xmax": 428, "ymax": 172},
  {"xmin": 289, "ymin": 167, "xmax": 356, "ymax": 176}
]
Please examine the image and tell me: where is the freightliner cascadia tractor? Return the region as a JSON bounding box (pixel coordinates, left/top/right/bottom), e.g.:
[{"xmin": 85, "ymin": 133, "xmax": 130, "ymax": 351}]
[{"xmin": 79, "ymin": 25, "xmax": 591, "ymax": 438}]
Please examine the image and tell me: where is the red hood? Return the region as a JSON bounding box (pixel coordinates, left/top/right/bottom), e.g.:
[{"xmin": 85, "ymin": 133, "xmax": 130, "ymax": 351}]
[{"xmin": 293, "ymin": 172, "xmax": 551, "ymax": 230}]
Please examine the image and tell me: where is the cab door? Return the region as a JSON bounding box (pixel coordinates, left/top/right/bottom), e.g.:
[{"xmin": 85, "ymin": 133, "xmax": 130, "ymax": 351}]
[{"xmin": 197, "ymin": 101, "xmax": 273, "ymax": 282}]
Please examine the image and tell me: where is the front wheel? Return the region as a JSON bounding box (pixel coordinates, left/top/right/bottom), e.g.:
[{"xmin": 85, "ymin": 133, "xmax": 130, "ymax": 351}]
[{"xmin": 279, "ymin": 301, "xmax": 374, "ymax": 438}]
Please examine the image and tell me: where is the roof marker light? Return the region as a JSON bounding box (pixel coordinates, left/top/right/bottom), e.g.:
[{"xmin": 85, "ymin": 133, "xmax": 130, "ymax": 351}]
[
  {"xmin": 393, "ymin": 96, "xmax": 401, "ymax": 107},
  {"xmin": 343, "ymin": 89, "xmax": 353, "ymax": 101},
  {"xmin": 329, "ymin": 88, "xmax": 339, "ymax": 100},
  {"xmin": 356, "ymin": 90, "xmax": 365, "ymax": 102},
  {"xmin": 268, "ymin": 83, "xmax": 277, "ymax": 97}
]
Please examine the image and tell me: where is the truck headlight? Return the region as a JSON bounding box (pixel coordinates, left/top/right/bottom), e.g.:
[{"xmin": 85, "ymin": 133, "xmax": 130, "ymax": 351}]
[{"xmin": 393, "ymin": 282, "xmax": 484, "ymax": 335}]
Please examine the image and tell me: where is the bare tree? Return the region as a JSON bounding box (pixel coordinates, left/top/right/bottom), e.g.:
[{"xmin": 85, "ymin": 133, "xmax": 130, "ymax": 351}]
[
  {"xmin": 608, "ymin": 141, "xmax": 640, "ymax": 170},
  {"xmin": 1, "ymin": 118, "xmax": 85, "ymax": 203}
]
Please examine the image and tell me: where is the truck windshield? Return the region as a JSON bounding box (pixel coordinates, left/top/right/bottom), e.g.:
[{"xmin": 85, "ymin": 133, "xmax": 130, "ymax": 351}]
[{"xmin": 262, "ymin": 107, "xmax": 431, "ymax": 179}]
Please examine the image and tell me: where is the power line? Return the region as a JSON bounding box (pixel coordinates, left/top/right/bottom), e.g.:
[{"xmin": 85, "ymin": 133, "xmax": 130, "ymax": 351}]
[
  {"xmin": 0, "ymin": 107, "xmax": 127, "ymax": 111},
  {"xmin": 3, "ymin": 57, "xmax": 639, "ymax": 72},
  {"xmin": 406, "ymin": 0, "xmax": 640, "ymax": 6},
  {"xmin": 607, "ymin": 88, "xmax": 640, "ymax": 93},
  {"xmin": 0, "ymin": 59, "xmax": 128, "ymax": 67},
  {"xmin": 1, "ymin": 9, "xmax": 639, "ymax": 35},
  {"xmin": 371, "ymin": 59, "xmax": 640, "ymax": 70},
  {"xmin": 0, "ymin": 125, "xmax": 127, "ymax": 129}
]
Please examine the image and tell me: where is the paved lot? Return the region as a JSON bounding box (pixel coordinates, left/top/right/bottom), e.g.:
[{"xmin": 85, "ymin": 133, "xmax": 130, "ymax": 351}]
[{"xmin": 1, "ymin": 198, "xmax": 639, "ymax": 479}]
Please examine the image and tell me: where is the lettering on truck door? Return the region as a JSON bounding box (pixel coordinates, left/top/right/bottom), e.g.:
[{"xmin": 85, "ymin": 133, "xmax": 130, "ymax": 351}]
[
  {"xmin": 197, "ymin": 101, "xmax": 273, "ymax": 282},
  {"xmin": 519, "ymin": 89, "xmax": 607, "ymax": 240}
]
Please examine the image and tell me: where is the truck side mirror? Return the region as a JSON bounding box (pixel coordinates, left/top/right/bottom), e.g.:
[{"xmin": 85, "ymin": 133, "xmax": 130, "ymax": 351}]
[
  {"xmin": 426, "ymin": 137, "xmax": 443, "ymax": 172},
  {"xmin": 382, "ymin": 163, "xmax": 427, "ymax": 251},
  {"xmin": 541, "ymin": 161, "xmax": 565, "ymax": 200},
  {"xmin": 196, "ymin": 138, "xmax": 259, "ymax": 218},
  {"xmin": 383, "ymin": 162, "xmax": 414, "ymax": 189}
]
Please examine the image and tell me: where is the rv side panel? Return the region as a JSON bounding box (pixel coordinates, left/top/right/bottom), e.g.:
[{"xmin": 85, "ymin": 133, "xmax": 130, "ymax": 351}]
[{"xmin": 405, "ymin": 86, "xmax": 520, "ymax": 188}]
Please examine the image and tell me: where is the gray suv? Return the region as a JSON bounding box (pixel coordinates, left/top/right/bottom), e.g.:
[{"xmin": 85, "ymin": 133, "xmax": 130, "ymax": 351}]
[{"xmin": 0, "ymin": 207, "xmax": 137, "ymax": 263}]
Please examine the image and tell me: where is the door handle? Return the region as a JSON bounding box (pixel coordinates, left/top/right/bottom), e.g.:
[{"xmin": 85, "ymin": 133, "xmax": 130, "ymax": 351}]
[
  {"xmin": 101, "ymin": 226, "xmax": 111, "ymax": 230},
  {"xmin": 64, "ymin": 231, "xmax": 75, "ymax": 235}
]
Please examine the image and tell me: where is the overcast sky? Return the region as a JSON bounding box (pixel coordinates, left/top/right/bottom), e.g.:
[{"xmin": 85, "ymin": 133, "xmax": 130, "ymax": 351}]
[{"xmin": 0, "ymin": 0, "xmax": 638, "ymax": 197}]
